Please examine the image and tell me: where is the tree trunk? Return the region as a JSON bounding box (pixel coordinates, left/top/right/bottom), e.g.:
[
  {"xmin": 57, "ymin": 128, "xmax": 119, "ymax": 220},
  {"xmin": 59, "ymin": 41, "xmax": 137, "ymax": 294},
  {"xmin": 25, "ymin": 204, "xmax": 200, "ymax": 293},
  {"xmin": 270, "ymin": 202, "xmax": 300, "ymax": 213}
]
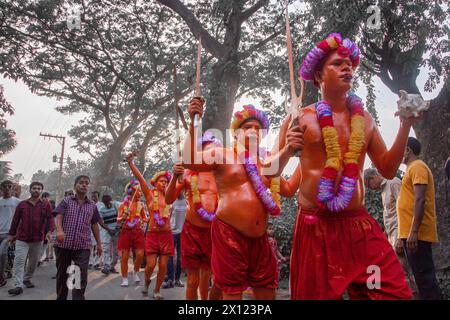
[
  {"xmin": 202, "ymin": 57, "xmax": 241, "ymax": 138},
  {"xmin": 92, "ymin": 123, "xmax": 139, "ymax": 189},
  {"xmin": 378, "ymin": 58, "xmax": 450, "ymax": 268},
  {"xmin": 92, "ymin": 143, "xmax": 123, "ymax": 190},
  {"xmin": 413, "ymin": 80, "xmax": 450, "ymax": 269}
]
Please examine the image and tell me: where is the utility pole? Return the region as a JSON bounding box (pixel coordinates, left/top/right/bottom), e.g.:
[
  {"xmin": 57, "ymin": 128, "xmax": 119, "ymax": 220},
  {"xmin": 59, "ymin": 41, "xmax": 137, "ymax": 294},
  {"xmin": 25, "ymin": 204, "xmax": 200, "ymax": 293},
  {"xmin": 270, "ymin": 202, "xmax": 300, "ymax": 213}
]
[{"xmin": 40, "ymin": 133, "xmax": 66, "ymax": 204}]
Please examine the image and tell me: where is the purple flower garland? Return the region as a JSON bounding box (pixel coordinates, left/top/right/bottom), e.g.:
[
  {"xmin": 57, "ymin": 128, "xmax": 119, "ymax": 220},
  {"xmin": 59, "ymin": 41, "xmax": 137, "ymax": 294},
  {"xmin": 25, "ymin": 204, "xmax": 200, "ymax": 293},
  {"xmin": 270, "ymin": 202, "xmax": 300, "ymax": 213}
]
[{"xmin": 242, "ymin": 151, "xmax": 280, "ymax": 216}]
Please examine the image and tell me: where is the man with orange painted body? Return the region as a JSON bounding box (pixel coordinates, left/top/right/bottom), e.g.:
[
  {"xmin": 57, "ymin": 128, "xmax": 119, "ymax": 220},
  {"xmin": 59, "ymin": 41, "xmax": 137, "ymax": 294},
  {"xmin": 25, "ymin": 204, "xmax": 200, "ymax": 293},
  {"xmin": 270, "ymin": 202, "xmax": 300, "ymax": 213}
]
[
  {"xmin": 116, "ymin": 180, "xmax": 148, "ymax": 287},
  {"xmin": 182, "ymin": 100, "xmax": 304, "ymax": 300},
  {"xmin": 165, "ymin": 133, "xmax": 223, "ymax": 300},
  {"xmin": 272, "ymin": 33, "xmax": 419, "ymax": 299},
  {"xmin": 126, "ymin": 157, "xmax": 174, "ymax": 300}
]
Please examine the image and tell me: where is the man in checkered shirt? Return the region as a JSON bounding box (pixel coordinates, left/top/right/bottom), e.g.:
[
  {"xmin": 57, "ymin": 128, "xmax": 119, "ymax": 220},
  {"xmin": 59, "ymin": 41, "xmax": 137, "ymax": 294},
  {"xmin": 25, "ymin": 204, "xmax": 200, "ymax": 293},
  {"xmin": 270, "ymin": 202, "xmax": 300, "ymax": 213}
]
[{"xmin": 53, "ymin": 175, "xmax": 102, "ymax": 300}]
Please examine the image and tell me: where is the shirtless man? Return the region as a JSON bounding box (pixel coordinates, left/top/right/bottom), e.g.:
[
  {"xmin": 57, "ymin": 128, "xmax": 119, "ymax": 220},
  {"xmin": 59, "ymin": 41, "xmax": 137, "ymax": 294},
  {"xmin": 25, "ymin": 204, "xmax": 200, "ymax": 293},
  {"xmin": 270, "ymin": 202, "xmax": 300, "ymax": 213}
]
[
  {"xmin": 182, "ymin": 102, "xmax": 304, "ymax": 300},
  {"xmin": 126, "ymin": 157, "xmax": 174, "ymax": 300},
  {"xmin": 273, "ymin": 33, "xmax": 418, "ymax": 299},
  {"xmin": 165, "ymin": 132, "xmax": 222, "ymax": 300},
  {"xmin": 116, "ymin": 180, "xmax": 148, "ymax": 287}
]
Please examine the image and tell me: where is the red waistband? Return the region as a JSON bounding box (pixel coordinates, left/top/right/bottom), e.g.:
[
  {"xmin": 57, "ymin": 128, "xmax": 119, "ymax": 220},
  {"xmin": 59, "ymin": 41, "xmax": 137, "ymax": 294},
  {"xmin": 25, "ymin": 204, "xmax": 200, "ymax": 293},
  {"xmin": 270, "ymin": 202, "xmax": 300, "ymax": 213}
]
[
  {"xmin": 121, "ymin": 226, "xmax": 142, "ymax": 232},
  {"xmin": 184, "ymin": 219, "xmax": 211, "ymax": 231},
  {"xmin": 299, "ymin": 206, "xmax": 369, "ymax": 219}
]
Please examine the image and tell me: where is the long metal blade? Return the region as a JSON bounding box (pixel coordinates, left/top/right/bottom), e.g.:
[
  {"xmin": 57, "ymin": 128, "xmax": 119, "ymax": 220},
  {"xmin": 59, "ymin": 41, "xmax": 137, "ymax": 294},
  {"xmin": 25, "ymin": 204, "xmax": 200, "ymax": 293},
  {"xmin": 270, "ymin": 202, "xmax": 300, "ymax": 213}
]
[
  {"xmin": 195, "ymin": 37, "xmax": 202, "ymax": 97},
  {"xmin": 285, "ymin": 4, "xmax": 297, "ymax": 111},
  {"xmin": 173, "ymin": 64, "xmax": 181, "ymax": 160}
]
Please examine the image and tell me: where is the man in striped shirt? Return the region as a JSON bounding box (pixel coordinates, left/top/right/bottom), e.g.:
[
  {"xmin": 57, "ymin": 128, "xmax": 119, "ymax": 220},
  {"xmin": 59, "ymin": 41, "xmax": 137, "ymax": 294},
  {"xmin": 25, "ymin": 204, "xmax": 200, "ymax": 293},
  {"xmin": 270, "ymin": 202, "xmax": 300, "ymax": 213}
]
[{"xmin": 98, "ymin": 194, "xmax": 120, "ymax": 275}]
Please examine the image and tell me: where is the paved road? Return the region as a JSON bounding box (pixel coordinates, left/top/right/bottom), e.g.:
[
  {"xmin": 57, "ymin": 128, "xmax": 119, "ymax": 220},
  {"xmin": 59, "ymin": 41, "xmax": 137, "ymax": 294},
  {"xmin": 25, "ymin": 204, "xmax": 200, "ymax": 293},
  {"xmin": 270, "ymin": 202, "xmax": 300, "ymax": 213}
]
[
  {"xmin": 0, "ymin": 259, "xmax": 185, "ymax": 300},
  {"xmin": 0, "ymin": 259, "xmax": 289, "ymax": 300}
]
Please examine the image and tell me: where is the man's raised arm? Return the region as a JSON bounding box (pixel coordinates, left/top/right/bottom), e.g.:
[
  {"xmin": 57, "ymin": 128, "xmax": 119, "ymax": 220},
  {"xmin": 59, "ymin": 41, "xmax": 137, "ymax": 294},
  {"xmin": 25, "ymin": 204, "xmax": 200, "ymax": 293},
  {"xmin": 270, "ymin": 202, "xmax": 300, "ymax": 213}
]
[
  {"xmin": 368, "ymin": 112, "xmax": 418, "ymax": 179},
  {"xmin": 181, "ymin": 97, "xmax": 221, "ymax": 172}
]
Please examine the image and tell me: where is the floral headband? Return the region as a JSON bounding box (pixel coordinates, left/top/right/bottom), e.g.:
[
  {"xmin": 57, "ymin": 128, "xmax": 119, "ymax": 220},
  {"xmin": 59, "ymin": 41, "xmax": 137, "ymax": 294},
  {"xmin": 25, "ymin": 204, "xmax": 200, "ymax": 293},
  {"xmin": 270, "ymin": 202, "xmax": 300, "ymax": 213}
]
[
  {"xmin": 230, "ymin": 104, "xmax": 270, "ymax": 132},
  {"xmin": 197, "ymin": 131, "xmax": 223, "ymax": 148},
  {"xmin": 124, "ymin": 179, "xmax": 140, "ymax": 196},
  {"xmin": 299, "ymin": 33, "xmax": 360, "ymax": 82},
  {"xmin": 150, "ymin": 171, "xmax": 172, "ymax": 186}
]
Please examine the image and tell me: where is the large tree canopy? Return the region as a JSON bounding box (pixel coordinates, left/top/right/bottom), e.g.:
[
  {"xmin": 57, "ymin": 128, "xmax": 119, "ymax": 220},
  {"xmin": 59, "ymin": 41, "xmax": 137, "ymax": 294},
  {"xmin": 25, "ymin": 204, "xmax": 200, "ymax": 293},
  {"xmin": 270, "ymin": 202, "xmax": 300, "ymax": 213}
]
[
  {"xmin": 0, "ymin": 84, "xmax": 16, "ymax": 157},
  {"xmin": 0, "ymin": 0, "xmax": 201, "ymax": 189}
]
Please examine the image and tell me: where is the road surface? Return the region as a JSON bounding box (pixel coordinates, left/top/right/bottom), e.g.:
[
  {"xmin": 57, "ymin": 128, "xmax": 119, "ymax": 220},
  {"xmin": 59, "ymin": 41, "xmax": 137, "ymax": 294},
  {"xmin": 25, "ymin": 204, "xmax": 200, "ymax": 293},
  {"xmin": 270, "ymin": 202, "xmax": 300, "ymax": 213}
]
[{"xmin": 0, "ymin": 259, "xmax": 289, "ymax": 300}]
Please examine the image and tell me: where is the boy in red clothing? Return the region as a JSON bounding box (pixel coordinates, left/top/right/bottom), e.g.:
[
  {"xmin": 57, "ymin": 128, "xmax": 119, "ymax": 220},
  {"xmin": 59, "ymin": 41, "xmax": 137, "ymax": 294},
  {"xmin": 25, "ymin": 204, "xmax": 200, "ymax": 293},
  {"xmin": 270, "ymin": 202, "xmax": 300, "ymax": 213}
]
[{"xmin": 117, "ymin": 180, "xmax": 148, "ymax": 287}]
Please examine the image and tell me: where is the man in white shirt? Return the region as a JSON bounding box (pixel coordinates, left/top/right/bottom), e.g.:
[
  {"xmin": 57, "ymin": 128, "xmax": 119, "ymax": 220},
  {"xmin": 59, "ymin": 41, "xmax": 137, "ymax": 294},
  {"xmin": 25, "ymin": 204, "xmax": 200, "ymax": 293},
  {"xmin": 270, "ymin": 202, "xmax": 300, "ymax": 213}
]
[
  {"xmin": 364, "ymin": 169, "xmax": 417, "ymax": 295},
  {"xmin": 162, "ymin": 193, "xmax": 186, "ymax": 288},
  {"xmin": 0, "ymin": 180, "xmax": 21, "ymax": 287}
]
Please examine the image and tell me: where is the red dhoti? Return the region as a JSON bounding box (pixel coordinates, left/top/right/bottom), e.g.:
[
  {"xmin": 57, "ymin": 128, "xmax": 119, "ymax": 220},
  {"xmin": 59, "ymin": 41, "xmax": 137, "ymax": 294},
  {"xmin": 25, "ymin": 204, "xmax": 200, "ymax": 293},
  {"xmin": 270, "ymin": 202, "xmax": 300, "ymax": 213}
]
[
  {"xmin": 117, "ymin": 227, "xmax": 145, "ymax": 251},
  {"xmin": 145, "ymin": 231, "xmax": 174, "ymax": 256},
  {"xmin": 290, "ymin": 206, "xmax": 412, "ymax": 300},
  {"xmin": 181, "ymin": 220, "xmax": 212, "ymax": 269},
  {"xmin": 211, "ymin": 218, "xmax": 278, "ymax": 295}
]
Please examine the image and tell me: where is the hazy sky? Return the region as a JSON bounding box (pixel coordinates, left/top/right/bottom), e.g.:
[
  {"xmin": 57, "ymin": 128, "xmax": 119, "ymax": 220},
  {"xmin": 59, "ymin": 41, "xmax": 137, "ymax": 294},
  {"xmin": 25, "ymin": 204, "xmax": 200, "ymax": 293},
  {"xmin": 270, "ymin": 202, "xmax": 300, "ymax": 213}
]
[{"xmin": 2, "ymin": 66, "xmax": 440, "ymax": 184}]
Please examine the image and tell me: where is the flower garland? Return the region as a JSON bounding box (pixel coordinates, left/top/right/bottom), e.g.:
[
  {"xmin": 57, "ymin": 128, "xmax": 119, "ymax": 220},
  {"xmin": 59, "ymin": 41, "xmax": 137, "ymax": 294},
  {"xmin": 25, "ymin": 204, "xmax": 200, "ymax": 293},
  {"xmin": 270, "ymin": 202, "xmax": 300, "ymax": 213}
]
[
  {"xmin": 270, "ymin": 177, "xmax": 281, "ymax": 208},
  {"xmin": 153, "ymin": 190, "xmax": 170, "ymax": 226},
  {"xmin": 315, "ymin": 93, "xmax": 365, "ymax": 212},
  {"xmin": 235, "ymin": 145, "xmax": 280, "ymax": 216},
  {"xmin": 190, "ymin": 172, "xmax": 217, "ymax": 222},
  {"xmin": 230, "ymin": 104, "xmax": 280, "ymax": 216}
]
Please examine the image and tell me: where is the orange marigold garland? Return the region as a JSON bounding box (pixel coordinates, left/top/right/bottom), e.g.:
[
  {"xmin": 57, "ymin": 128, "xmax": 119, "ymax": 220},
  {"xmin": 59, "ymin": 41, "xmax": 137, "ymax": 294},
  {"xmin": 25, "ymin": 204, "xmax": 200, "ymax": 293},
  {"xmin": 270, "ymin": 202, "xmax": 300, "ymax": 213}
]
[
  {"xmin": 316, "ymin": 93, "xmax": 365, "ymax": 212},
  {"xmin": 191, "ymin": 172, "xmax": 217, "ymax": 222}
]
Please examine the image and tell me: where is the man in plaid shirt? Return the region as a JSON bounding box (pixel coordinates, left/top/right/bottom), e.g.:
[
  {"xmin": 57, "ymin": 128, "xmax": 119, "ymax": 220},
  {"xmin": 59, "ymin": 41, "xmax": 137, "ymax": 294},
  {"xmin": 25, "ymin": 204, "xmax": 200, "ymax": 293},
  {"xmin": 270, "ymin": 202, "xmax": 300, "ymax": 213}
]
[
  {"xmin": 53, "ymin": 175, "xmax": 102, "ymax": 300},
  {"xmin": 7, "ymin": 181, "xmax": 53, "ymax": 296}
]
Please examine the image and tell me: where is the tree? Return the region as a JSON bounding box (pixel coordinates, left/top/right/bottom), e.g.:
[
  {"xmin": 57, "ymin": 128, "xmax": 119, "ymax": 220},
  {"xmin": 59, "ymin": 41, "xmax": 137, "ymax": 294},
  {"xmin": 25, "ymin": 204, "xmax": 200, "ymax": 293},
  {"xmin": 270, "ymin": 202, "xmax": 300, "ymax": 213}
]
[
  {"xmin": 156, "ymin": 0, "xmax": 309, "ymax": 134},
  {"xmin": 0, "ymin": 85, "xmax": 17, "ymax": 157},
  {"xmin": 0, "ymin": 0, "xmax": 199, "ymax": 189},
  {"xmin": 0, "ymin": 160, "xmax": 12, "ymax": 181},
  {"xmin": 301, "ymin": 0, "xmax": 449, "ymax": 267}
]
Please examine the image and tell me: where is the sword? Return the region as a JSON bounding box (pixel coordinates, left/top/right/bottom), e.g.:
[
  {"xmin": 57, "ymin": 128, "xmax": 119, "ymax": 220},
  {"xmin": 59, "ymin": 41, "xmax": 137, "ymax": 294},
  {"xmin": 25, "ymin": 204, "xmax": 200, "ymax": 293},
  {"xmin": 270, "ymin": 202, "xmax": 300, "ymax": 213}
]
[
  {"xmin": 173, "ymin": 64, "xmax": 182, "ymax": 161},
  {"xmin": 173, "ymin": 65, "xmax": 183, "ymax": 183},
  {"xmin": 284, "ymin": 2, "xmax": 304, "ymax": 157},
  {"xmin": 193, "ymin": 37, "xmax": 202, "ymax": 128}
]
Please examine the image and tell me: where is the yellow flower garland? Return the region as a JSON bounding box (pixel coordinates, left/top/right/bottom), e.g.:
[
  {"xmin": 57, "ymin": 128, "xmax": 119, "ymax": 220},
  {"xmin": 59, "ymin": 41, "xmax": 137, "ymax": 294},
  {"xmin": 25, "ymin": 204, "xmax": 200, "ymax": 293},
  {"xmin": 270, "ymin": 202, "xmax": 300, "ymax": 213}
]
[{"xmin": 153, "ymin": 190, "xmax": 170, "ymax": 218}]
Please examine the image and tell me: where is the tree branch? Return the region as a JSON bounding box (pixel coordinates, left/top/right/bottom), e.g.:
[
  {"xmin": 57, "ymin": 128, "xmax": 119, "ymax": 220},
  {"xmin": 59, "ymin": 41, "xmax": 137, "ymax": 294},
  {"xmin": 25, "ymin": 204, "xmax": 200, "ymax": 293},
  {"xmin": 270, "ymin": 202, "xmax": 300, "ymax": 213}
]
[
  {"xmin": 240, "ymin": 0, "xmax": 269, "ymax": 23},
  {"xmin": 238, "ymin": 30, "xmax": 281, "ymax": 61},
  {"xmin": 156, "ymin": 0, "xmax": 226, "ymax": 58}
]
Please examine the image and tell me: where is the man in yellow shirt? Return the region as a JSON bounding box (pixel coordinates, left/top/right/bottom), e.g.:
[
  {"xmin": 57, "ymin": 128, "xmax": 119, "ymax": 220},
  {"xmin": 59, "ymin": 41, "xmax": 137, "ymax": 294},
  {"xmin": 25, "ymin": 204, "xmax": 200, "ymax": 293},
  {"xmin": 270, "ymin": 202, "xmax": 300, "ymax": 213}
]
[{"xmin": 397, "ymin": 137, "xmax": 441, "ymax": 300}]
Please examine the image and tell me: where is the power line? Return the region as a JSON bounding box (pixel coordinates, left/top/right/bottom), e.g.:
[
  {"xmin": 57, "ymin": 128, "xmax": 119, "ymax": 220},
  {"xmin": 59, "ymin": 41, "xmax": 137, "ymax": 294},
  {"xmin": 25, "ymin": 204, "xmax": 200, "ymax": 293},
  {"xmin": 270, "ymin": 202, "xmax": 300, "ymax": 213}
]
[{"xmin": 39, "ymin": 133, "xmax": 66, "ymax": 203}]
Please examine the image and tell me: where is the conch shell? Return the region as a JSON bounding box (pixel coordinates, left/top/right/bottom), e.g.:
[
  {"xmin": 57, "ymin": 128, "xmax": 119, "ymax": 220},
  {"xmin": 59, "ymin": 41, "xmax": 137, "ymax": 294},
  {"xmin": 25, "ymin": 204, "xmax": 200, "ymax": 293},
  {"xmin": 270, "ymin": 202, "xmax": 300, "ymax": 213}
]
[{"xmin": 396, "ymin": 90, "xmax": 430, "ymax": 118}]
